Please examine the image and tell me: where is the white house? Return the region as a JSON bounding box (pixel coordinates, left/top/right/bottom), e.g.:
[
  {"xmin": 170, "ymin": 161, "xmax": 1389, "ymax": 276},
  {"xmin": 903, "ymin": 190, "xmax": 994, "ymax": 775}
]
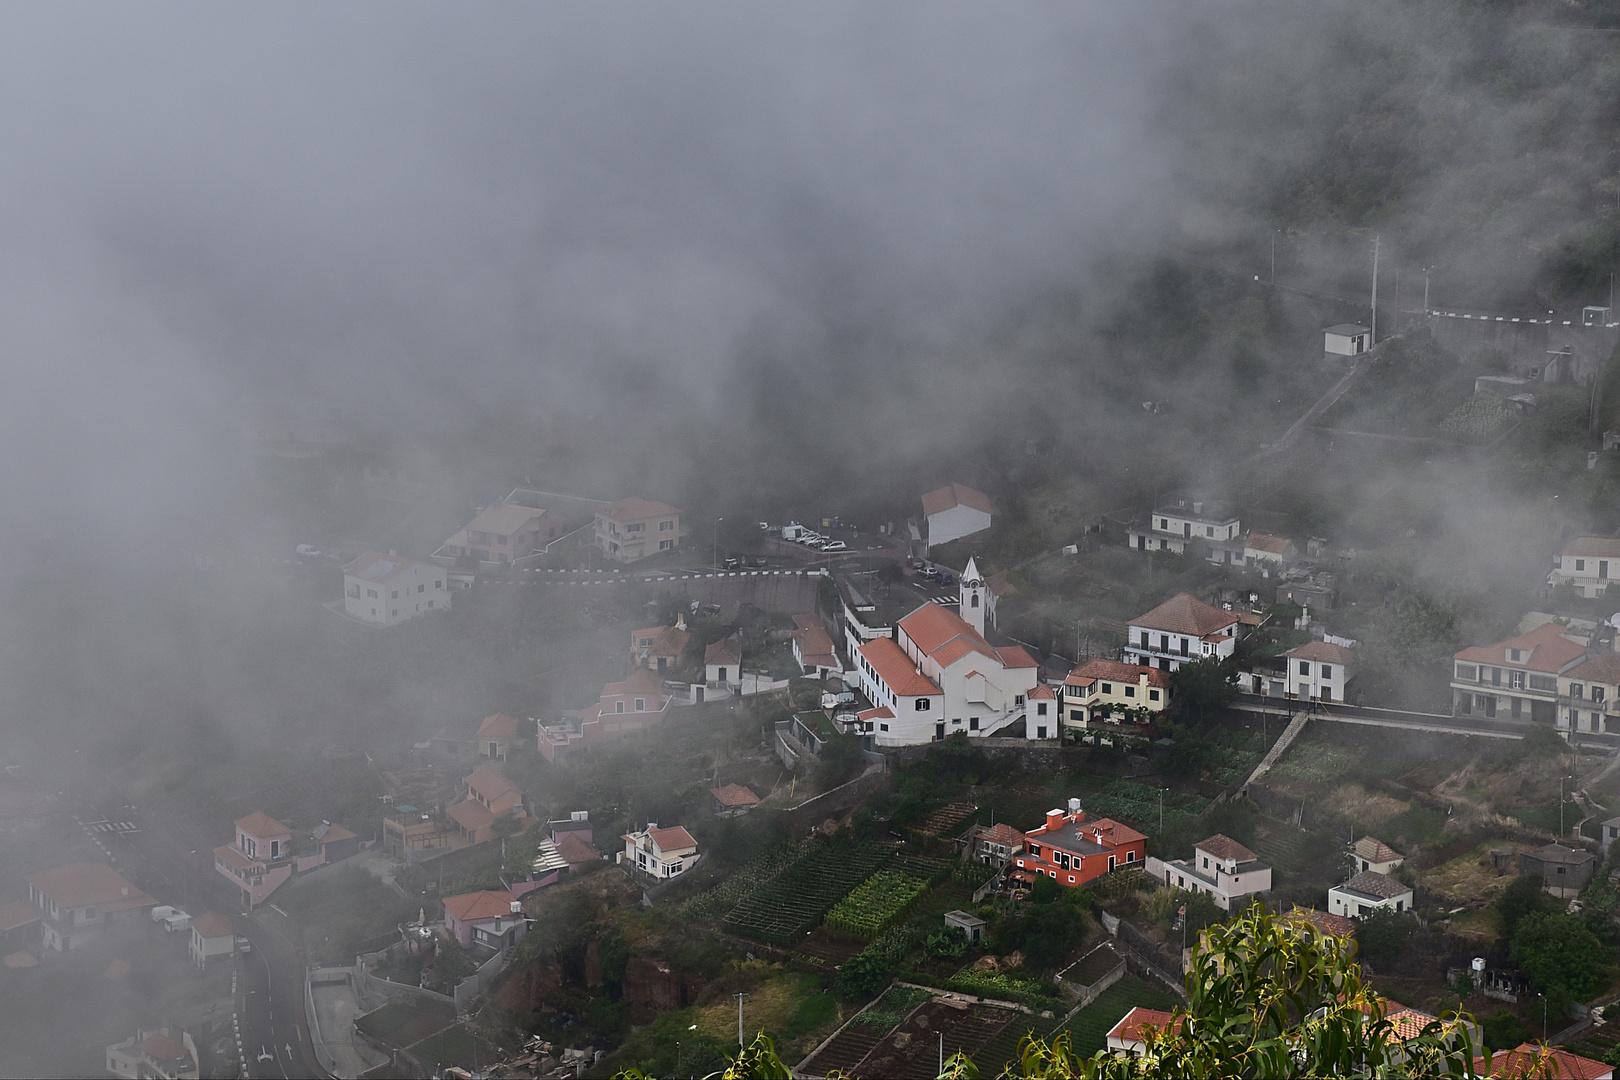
[
  {"xmin": 620, "ymin": 824, "xmax": 699, "ymax": 880},
  {"xmin": 1283, "ymin": 641, "xmax": 1354, "ymax": 702},
  {"xmin": 1324, "ymin": 323, "xmax": 1371, "ymax": 358},
  {"xmin": 1126, "ymin": 498, "xmax": 1242, "ymax": 562},
  {"xmin": 921, "ymin": 483, "xmax": 993, "ymax": 549},
  {"xmin": 1549, "ymin": 536, "xmax": 1620, "ymax": 598},
  {"xmin": 853, "ymin": 595, "xmax": 1040, "ymax": 747},
  {"xmin": 1350, "ymin": 837, "xmax": 1404, "ymax": 876},
  {"xmin": 27, "ymin": 862, "xmax": 156, "ymax": 953},
  {"xmin": 1124, "ymin": 593, "xmax": 1241, "ymax": 672},
  {"xmin": 343, "ymin": 552, "xmax": 449, "ymax": 627},
  {"xmin": 704, "ymin": 635, "xmax": 742, "ymax": 691},
  {"xmin": 1107, "ymin": 1008, "xmax": 1180, "ymax": 1057},
  {"xmin": 188, "ymin": 912, "xmax": 235, "ymax": 968},
  {"xmin": 1145, "ymin": 834, "xmax": 1272, "ymax": 912},
  {"xmin": 1243, "ymin": 532, "xmax": 1296, "ymax": 566},
  {"xmin": 1328, "ymin": 870, "xmax": 1413, "ymax": 919}
]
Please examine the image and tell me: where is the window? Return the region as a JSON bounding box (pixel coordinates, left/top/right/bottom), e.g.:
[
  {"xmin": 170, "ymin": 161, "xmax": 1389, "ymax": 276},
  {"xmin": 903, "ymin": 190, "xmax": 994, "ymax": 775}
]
[
  {"xmin": 971, "ymin": 594, "xmax": 979, "ymax": 608},
  {"xmin": 1455, "ymin": 663, "xmax": 1476, "ymax": 681},
  {"xmin": 969, "ymin": 718, "xmax": 979, "ymax": 730},
  {"xmin": 418, "ymin": 584, "xmax": 425, "ymax": 593},
  {"xmin": 1159, "ymin": 518, "xmax": 1168, "ymax": 530},
  {"xmin": 1126, "ymin": 850, "xmax": 1135, "ymax": 862},
  {"xmin": 1125, "ymin": 686, "xmax": 1136, "ymax": 698},
  {"xmin": 659, "ymin": 520, "xmax": 674, "ymax": 531},
  {"xmin": 1015, "ymin": 694, "xmax": 1024, "ymax": 705},
  {"xmin": 1321, "ymin": 665, "xmax": 1332, "ymax": 680},
  {"xmin": 1101, "ymin": 683, "xmax": 1113, "ymax": 695},
  {"xmin": 915, "ymin": 698, "xmax": 930, "ymax": 711},
  {"xmin": 880, "ymin": 723, "xmax": 889, "ymax": 731},
  {"xmin": 659, "ymin": 540, "xmax": 673, "ymax": 550},
  {"xmin": 1577, "ymin": 559, "xmax": 1587, "ymax": 572},
  {"xmin": 615, "ymin": 702, "xmax": 625, "ymax": 713},
  {"xmin": 1037, "ymin": 702, "xmax": 1048, "ymax": 715},
  {"xmin": 1206, "ymin": 526, "xmax": 1214, "ymax": 537},
  {"xmin": 1509, "ymin": 670, "xmax": 1526, "ymax": 690},
  {"xmin": 1508, "ymin": 649, "xmax": 1522, "ymax": 662},
  {"xmin": 1149, "ymin": 689, "xmax": 1160, "ymax": 702},
  {"xmin": 1596, "ymin": 686, "xmax": 1607, "ymax": 703},
  {"xmin": 1572, "ymin": 683, "xmax": 1585, "ymax": 700},
  {"xmin": 1298, "ymin": 661, "xmax": 1310, "ymax": 676},
  {"xmin": 367, "ymin": 588, "xmax": 378, "ymax": 598},
  {"xmin": 391, "ymin": 591, "xmax": 398, "ymax": 600}
]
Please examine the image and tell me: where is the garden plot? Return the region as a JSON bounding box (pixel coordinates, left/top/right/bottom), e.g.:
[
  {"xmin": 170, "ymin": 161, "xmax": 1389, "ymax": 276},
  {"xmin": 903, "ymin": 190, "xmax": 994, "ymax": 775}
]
[
  {"xmin": 722, "ymin": 842, "xmax": 894, "ymax": 944},
  {"xmin": 824, "ymin": 872, "xmax": 930, "ymax": 939}
]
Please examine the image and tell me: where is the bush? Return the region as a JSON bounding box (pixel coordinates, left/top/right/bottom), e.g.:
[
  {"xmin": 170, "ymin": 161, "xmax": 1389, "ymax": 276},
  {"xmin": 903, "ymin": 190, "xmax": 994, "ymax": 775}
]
[
  {"xmin": 993, "ymin": 902, "xmax": 1088, "ymax": 972},
  {"xmin": 1482, "ymin": 1009, "xmax": 1530, "ymax": 1053},
  {"xmin": 1496, "ymin": 874, "xmax": 1555, "ymax": 937},
  {"xmin": 1520, "ymin": 724, "xmax": 1567, "ymax": 757},
  {"xmin": 1354, "ymin": 908, "xmax": 1416, "ymax": 967},
  {"xmin": 1510, "ymin": 910, "xmax": 1606, "ymax": 1001}
]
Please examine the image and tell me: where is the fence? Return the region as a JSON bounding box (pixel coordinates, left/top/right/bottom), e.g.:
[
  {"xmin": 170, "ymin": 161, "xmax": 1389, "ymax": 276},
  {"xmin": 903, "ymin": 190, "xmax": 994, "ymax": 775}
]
[{"xmin": 304, "ymin": 968, "xmax": 341, "ymax": 1076}]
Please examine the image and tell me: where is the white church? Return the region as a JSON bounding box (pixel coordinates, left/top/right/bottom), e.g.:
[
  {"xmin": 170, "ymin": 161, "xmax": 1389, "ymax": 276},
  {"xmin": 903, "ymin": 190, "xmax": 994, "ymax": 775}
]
[{"xmin": 852, "ymin": 558, "xmax": 1045, "ymax": 745}]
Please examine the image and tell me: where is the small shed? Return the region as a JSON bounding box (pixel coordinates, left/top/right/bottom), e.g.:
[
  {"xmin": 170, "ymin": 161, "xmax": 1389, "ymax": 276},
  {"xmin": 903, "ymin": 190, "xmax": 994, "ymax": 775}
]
[
  {"xmin": 711, "ymin": 784, "xmax": 760, "ymax": 816},
  {"xmin": 1518, "ymin": 843, "xmax": 1595, "ymax": 898},
  {"xmin": 1324, "ymin": 324, "xmax": 1371, "ymax": 358},
  {"xmin": 943, "ymin": 909, "xmax": 987, "ymax": 944}
]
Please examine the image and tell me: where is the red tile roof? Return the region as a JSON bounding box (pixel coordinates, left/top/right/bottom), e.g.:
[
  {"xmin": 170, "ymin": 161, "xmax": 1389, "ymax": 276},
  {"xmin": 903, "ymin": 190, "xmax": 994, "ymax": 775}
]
[
  {"xmin": 1455, "ymin": 619, "xmax": 1588, "ymax": 673},
  {"xmin": 1071, "ymin": 658, "xmax": 1172, "ymax": 688},
  {"xmin": 555, "ymin": 833, "xmax": 600, "ymax": 865},
  {"xmin": 1130, "ymin": 593, "xmax": 1240, "ymax": 637},
  {"xmin": 1562, "ymin": 536, "xmax": 1620, "ymax": 559},
  {"xmin": 921, "ymin": 483, "xmax": 994, "ymax": 518},
  {"xmin": 1285, "ymin": 641, "xmax": 1355, "ymax": 665},
  {"xmin": 464, "ymin": 766, "xmax": 519, "ymax": 800},
  {"xmin": 443, "ymin": 890, "xmax": 518, "ymax": 923},
  {"xmin": 234, "ymin": 811, "xmax": 291, "ymax": 839},
  {"xmin": 1029, "ymin": 684, "xmax": 1056, "ymax": 700},
  {"xmin": 711, "ymin": 784, "xmax": 760, "ymax": 808},
  {"xmin": 139, "ymin": 1032, "xmax": 189, "ymax": 1062},
  {"xmin": 858, "ymin": 636, "xmax": 941, "ymax": 697},
  {"xmin": 477, "ymin": 713, "xmax": 520, "ymax": 739},
  {"xmin": 979, "ymin": 823, "xmax": 1025, "ymax": 848},
  {"xmin": 0, "ymin": 901, "xmax": 37, "ymax": 933},
  {"xmin": 1107, "ymin": 1006, "xmax": 1180, "ymax": 1045},
  {"xmin": 1352, "ymin": 837, "xmax": 1403, "ymax": 864},
  {"xmin": 792, "ymin": 622, "xmax": 837, "ymax": 663},
  {"xmin": 26, "ymin": 862, "xmax": 154, "ymax": 913},
  {"xmin": 1284, "ymin": 906, "xmax": 1356, "ymax": 940},
  {"xmin": 448, "ymin": 800, "xmax": 495, "ymax": 833},
  {"xmin": 191, "ymin": 912, "xmax": 234, "ymax": 939},
  {"xmin": 1566, "ymin": 653, "xmax": 1620, "ymax": 685},
  {"xmin": 857, "ymin": 706, "xmax": 896, "ymax": 721},
  {"xmin": 898, "ymin": 601, "xmax": 1035, "ymax": 670},
  {"xmin": 1245, "ymin": 532, "xmax": 1294, "ymax": 554},
  {"xmin": 705, "ymin": 635, "xmax": 743, "ymax": 666},
  {"xmin": 1475, "ymin": 1045, "xmax": 1612, "ymax": 1079},
  {"xmin": 647, "ymin": 825, "xmax": 698, "ymax": 853},
  {"xmin": 1196, "ymin": 834, "xmax": 1260, "ymax": 863},
  {"xmin": 601, "ymin": 498, "xmax": 680, "ymax": 522},
  {"xmin": 633, "ymin": 624, "xmax": 691, "ymax": 658},
  {"xmin": 317, "ymin": 822, "xmax": 359, "ymax": 844}
]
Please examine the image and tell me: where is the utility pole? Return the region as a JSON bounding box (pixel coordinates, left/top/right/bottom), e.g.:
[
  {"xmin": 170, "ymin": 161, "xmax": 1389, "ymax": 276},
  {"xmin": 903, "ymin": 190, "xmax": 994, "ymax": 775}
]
[
  {"xmin": 735, "ymin": 991, "xmax": 750, "ymax": 1048},
  {"xmin": 713, "ymin": 517, "xmax": 724, "ymax": 569},
  {"xmin": 1370, "ymin": 235, "xmax": 1380, "ymax": 345},
  {"xmin": 1423, "ymin": 267, "xmax": 1431, "ymax": 314}
]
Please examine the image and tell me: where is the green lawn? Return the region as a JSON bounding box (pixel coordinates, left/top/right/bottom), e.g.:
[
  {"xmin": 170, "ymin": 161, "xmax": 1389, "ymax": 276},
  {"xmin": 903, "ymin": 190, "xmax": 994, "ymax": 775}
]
[{"xmin": 1057, "ymin": 975, "xmax": 1181, "ymax": 1057}]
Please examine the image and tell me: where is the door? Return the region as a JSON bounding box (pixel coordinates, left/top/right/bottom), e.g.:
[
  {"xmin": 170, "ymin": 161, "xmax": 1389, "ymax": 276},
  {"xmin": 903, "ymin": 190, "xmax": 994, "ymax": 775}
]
[{"xmin": 935, "ymin": 723, "xmax": 946, "ymax": 741}]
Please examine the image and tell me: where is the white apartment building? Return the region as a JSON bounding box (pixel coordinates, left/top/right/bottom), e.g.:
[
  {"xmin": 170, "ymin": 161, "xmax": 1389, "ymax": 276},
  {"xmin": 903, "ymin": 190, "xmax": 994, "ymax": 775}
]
[
  {"xmin": 1124, "ymin": 593, "xmax": 1241, "ymax": 672},
  {"xmin": 343, "ymin": 552, "xmax": 449, "ymax": 627},
  {"xmin": 594, "ymin": 498, "xmax": 683, "ymax": 563},
  {"xmin": 853, "ymin": 595, "xmax": 1040, "ymax": 746},
  {"xmin": 1550, "ymin": 536, "xmax": 1620, "ymax": 598},
  {"xmin": 1125, "ymin": 497, "xmax": 1242, "ymax": 562}
]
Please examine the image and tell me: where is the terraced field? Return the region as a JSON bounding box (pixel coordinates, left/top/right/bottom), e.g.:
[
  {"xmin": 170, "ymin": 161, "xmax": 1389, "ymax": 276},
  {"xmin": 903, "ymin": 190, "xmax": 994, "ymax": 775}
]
[{"xmin": 722, "ymin": 842, "xmax": 894, "ymax": 943}]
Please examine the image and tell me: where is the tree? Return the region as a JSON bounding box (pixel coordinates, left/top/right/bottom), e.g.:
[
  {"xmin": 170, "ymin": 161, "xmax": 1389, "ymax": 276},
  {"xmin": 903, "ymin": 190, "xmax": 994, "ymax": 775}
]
[
  {"xmin": 1168, "ymin": 657, "xmax": 1237, "ymax": 727},
  {"xmin": 994, "ymin": 901, "xmax": 1087, "ymax": 972},
  {"xmin": 1496, "ymin": 874, "xmax": 1555, "ymax": 937},
  {"xmin": 1005, "ymin": 906, "xmax": 1498, "ymax": 1078},
  {"xmin": 1482, "ymin": 1009, "xmax": 1531, "ymax": 1053},
  {"xmin": 814, "ymin": 733, "xmax": 866, "ymax": 790},
  {"xmin": 1510, "ymin": 910, "xmax": 1606, "ymax": 1002},
  {"xmin": 1353, "ymin": 906, "xmax": 1415, "ymax": 967}
]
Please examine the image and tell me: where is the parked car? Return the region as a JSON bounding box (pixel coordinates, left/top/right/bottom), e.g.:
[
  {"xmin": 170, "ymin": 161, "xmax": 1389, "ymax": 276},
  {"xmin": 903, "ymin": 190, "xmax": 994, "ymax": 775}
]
[
  {"xmin": 821, "ymin": 540, "xmax": 848, "ymax": 552},
  {"xmin": 724, "ymin": 557, "xmax": 741, "ymax": 570},
  {"xmin": 295, "ymin": 544, "xmax": 321, "ymax": 557}
]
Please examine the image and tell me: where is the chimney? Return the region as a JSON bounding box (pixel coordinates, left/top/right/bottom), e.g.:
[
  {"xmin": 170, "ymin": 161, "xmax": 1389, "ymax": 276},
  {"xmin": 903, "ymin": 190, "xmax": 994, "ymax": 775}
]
[
  {"xmin": 1045, "ymin": 809, "xmax": 1064, "ymax": 831},
  {"xmin": 1193, "ymin": 501, "xmax": 1204, "ymax": 515}
]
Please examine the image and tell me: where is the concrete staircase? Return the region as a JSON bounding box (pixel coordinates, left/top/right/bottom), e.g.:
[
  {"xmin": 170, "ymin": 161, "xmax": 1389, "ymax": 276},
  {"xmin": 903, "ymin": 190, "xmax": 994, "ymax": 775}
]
[{"xmin": 1242, "ymin": 710, "xmax": 1311, "ymax": 792}]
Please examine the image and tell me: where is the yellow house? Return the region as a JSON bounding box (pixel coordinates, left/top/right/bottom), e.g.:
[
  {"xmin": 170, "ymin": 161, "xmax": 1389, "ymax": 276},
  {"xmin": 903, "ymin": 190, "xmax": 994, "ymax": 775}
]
[{"xmin": 1060, "ymin": 660, "xmax": 1172, "ymax": 730}]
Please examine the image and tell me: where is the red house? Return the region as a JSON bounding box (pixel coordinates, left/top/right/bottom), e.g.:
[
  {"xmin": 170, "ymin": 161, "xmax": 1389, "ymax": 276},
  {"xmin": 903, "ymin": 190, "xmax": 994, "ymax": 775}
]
[{"xmin": 1012, "ymin": 799, "xmax": 1146, "ymax": 889}]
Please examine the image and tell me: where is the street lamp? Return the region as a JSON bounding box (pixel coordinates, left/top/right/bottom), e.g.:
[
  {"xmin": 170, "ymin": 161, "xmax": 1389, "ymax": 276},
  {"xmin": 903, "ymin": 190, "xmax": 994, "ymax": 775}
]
[
  {"xmin": 714, "ymin": 517, "xmax": 724, "ymax": 569},
  {"xmin": 735, "ymin": 991, "xmax": 750, "ymax": 1048},
  {"xmin": 1560, "ymin": 774, "xmax": 1575, "ymax": 838}
]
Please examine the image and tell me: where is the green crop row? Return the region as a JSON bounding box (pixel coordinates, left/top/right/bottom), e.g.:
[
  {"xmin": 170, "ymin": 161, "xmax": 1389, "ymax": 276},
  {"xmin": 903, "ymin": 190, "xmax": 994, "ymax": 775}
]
[{"xmin": 824, "ymin": 872, "xmax": 930, "ymax": 939}]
